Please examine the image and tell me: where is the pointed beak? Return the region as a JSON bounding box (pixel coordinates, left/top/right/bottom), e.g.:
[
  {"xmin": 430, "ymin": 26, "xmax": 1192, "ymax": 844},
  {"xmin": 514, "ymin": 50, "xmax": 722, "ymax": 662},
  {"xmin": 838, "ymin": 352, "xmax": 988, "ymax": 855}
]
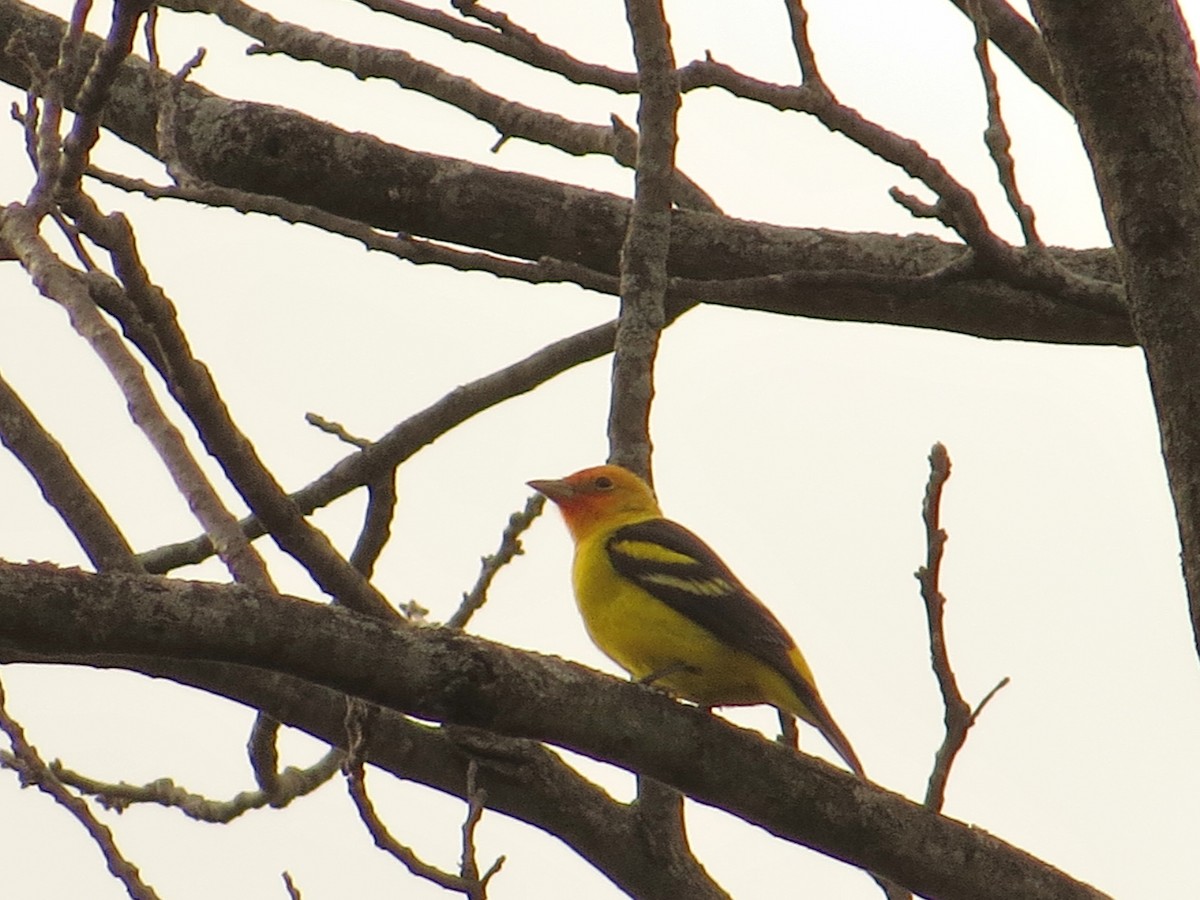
[{"xmin": 527, "ymin": 478, "xmax": 573, "ymax": 503}]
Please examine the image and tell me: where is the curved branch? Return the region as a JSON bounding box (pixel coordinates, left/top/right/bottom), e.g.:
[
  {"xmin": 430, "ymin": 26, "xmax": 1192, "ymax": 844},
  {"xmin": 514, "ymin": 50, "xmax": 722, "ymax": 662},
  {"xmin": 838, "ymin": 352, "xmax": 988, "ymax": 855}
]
[{"xmin": 0, "ymin": 563, "xmax": 1111, "ymax": 900}]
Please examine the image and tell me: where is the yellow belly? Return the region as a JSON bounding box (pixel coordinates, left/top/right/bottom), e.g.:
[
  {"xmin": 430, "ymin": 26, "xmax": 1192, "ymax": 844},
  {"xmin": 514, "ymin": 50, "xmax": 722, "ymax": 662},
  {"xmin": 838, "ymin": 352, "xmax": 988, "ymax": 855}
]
[{"xmin": 571, "ymin": 535, "xmax": 806, "ymax": 715}]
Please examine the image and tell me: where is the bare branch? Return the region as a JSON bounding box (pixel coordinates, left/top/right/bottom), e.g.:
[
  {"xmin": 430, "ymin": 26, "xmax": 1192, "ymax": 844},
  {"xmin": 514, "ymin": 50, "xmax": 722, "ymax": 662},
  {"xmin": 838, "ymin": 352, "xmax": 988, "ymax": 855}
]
[
  {"xmin": 305, "ymin": 414, "xmax": 371, "ymax": 450},
  {"xmin": 968, "ymin": 0, "xmax": 1041, "ymax": 247},
  {"xmin": 945, "ymin": 0, "xmax": 1063, "ymax": 106},
  {"xmin": 784, "ymin": 0, "xmax": 827, "ymax": 92},
  {"xmin": 704, "ymin": 52, "xmax": 1005, "ymax": 261},
  {"xmin": 344, "ymin": 702, "xmax": 495, "ymax": 897},
  {"xmin": 55, "ymin": 0, "xmax": 152, "ymax": 198},
  {"xmin": 448, "ymin": 493, "xmax": 545, "ymax": 630},
  {"xmin": 156, "ymin": 0, "xmax": 718, "ymax": 208},
  {"xmin": 45, "ymin": 747, "xmax": 343, "ymax": 821},
  {"xmin": 0, "ymin": 4, "xmax": 1131, "ymax": 348},
  {"xmin": 609, "ymin": 0, "xmax": 679, "ymax": 479},
  {"xmin": 0, "ymin": 368, "xmax": 139, "ymax": 572},
  {"xmin": 64, "ymin": 198, "xmax": 396, "ymax": 620},
  {"xmin": 355, "ymin": 0, "xmax": 639, "ymax": 92},
  {"xmin": 915, "ymin": 444, "xmax": 1008, "ymax": 810},
  {"xmin": 87, "ymin": 167, "xmax": 624, "ymax": 294},
  {"xmin": 0, "ymin": 563, "xmax": 1113, "ymax": 900},
  {"xmin": 0, "ymin": 676, "xmax": 161, "ymax": 900},
  {"xmin": 0, "ymin": 204, "xmax": 276, "ymax": 589},
  {"xmin": 134, "ymin": 316, "xmax": 631, "ymax": 574},
  {"xmin": 460, "ymin": 760, "xmax": 506, "ymax": 895},
  {"xmin": 303, "ymin": 414, "xmax": 397, "ymax": 580}
]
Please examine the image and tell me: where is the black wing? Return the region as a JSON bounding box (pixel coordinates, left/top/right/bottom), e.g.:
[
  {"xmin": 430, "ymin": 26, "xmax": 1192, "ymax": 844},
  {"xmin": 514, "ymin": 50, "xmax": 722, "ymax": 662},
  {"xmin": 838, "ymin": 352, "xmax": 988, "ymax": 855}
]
[
  {"xmin": 605, "ymin": 517, "xmax": 800, "ymax": 680},
  {"xmin": 607, "ymin": 517, "xmax": 864, "ymax": 775}
]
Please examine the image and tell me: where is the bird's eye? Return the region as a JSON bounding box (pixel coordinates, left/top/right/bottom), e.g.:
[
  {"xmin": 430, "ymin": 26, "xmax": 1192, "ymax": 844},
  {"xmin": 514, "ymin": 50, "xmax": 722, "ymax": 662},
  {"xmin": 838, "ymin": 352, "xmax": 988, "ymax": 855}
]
[{"xmin": 594, "ymin": 475, "xmax": 614, "ymax": 490}]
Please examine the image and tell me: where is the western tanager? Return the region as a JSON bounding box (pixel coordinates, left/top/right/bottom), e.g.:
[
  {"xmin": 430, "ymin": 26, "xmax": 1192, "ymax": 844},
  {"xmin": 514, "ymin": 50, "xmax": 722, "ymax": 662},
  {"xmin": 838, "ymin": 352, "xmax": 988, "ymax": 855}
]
[{"xmin": 529, "ymin": 464, "xmax": 863, "ymax": 776}]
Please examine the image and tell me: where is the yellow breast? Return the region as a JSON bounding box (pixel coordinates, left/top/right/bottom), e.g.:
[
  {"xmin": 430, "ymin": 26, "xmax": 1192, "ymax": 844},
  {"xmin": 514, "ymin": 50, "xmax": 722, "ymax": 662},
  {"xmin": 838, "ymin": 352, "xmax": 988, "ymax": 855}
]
[{"xmin": 571, "ymin": 532, "xmax": 797, "ymax": 710}]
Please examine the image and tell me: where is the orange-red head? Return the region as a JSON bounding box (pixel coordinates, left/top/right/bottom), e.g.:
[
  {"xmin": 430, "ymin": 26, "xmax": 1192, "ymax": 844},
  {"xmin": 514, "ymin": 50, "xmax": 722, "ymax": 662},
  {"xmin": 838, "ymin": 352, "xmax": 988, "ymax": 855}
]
[{"xmin": 528, "ymin": 464, "xmax": 662, "ymax": 543}]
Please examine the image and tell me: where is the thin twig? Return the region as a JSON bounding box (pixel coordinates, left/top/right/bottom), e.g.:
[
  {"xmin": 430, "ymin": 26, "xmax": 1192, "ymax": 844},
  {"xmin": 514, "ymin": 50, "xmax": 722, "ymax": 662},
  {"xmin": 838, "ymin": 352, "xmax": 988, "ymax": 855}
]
[
  {"xmin": 968, "ymin": 0, "xmax": 1041, "ymax": 247},
  {"xmin": 305, "ymin": 414, "xmax": 398, "ymax": 581},
  {"xmin": 460, "ymin": 759, "xmax": 506, "ymax": 893},
  {"xmin": 343, "ymin": 702, "xmax": 498, "ymax": 897},
  {"xmin": 915, "ymin": 443, "xmax": 1009, "ymax": 810},
  {"xmin": 448, "ymin": 493, "xmax": 545, "ymax": 630},
  {"xmin": 358, "ymin": 0, "xmax": 632, "ymax": 92},
  {"xmin": 25, "ymin": 0, "xmax": 92, "ymax": 210},
  {"xmin": 306, "ymin": 413, "xmax": 371, "ymax": 449},
  {"xmin": 0, "ymin": 677, "xmax": 161, "ymax": 900},
  {"xmin": 945, "ymin": 0, "xmax": 1064, "ymax": 106},
  {"xmin": 784, "ymin": 0, "xmax": 828, "ymax": 92},
  {"xmin": 45, "ymin": 747, "xmax": 343, "ymax": 821}
]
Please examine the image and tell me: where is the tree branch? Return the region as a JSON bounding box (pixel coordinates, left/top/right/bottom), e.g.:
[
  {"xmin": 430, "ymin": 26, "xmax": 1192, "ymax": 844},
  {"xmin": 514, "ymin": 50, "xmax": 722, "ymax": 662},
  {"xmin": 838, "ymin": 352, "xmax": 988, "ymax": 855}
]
[
  {"xmin": 0, "ymin": 367, "xmax": 139, "ymax": 572},
  {"xmin": 1030, "ymin": 0, "xmax": 1200, "ymax": 668},
  {"xmin": 609, "ymin": 0, "xmax": 677, "ymax": 478},
  {"xmin": 0, "ymin": 0, "xmax": 1132, "ymax": 346},
  {"xmin": 0, "ymin": 562, "xmax": 1111, "ymax": 900},
  {"xmin": 0, "ymin": 675, "xmax": 160, "ymax": 899}
]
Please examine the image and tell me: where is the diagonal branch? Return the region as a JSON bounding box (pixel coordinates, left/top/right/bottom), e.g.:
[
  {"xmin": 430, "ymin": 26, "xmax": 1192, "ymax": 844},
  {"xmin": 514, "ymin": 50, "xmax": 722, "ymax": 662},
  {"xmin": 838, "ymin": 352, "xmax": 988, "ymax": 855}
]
[
  {"xmin": 357, "ymin": 0, "xmax": 638, "ymax": 92},
  {"xmin": 64, "ymin": 197, "xmax": 395, "ymax": 620},
  {"xmin": 0, "ymin": 204, "xmax": 275, "ymax": 589},
  {"xmin": 448, "ymin": 493, "xmax": 545, "ymax": 630},
  {"xmin": 968, "ymin": 0, "xmax": 1040, "ymax": 247},
  {"xmin": 0, "ymin": 676, "xmax": 161, "ymax": 900},
  {"xmin": 944, "ymin": 0, "xmax": 1063, "ymax": 106},
  {"xmin": 0, "ymin": 367, "xmax": 140, "ymax": 573}
]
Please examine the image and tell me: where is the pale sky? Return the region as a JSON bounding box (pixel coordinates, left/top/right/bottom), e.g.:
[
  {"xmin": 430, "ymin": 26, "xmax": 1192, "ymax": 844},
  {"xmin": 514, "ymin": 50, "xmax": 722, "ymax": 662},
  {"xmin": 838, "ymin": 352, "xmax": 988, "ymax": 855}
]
[{"xmin": 1, "ymin": 2, "xmax": 1195, "ymax": 898}]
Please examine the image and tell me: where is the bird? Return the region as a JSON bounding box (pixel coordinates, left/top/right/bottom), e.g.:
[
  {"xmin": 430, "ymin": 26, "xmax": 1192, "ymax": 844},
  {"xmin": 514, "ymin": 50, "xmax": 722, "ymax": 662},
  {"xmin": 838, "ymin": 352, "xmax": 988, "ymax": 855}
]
[{"xmin": 528, "ymin": 463, "xmax": 863, "ymax": 776}]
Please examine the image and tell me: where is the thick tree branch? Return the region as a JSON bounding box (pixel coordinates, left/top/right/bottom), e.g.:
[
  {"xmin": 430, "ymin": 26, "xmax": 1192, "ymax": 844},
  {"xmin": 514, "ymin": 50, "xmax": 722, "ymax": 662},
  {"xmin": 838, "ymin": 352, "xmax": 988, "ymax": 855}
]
[
  {"xmin": 0, "ymin": 0, "xmax": 1131, "ymax": 346},
  {"xmin": 156, "ymin": 0, "xmax": 716, "ymax": 209},
  {"xmin": 1030, "ymin": 0, "xmax": 1200, "ymax": 663},
  {"xmin": 0, "ymin": 653, "xmax": 726, "ymax": 900},
  {"xmin": 0, "ymin": 563, "xmax": 1110, "ymax": 900}
]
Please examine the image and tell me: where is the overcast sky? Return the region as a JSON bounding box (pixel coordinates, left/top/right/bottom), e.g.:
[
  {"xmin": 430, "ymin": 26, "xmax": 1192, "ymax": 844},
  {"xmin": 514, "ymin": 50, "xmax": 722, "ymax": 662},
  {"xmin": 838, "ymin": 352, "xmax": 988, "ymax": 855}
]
[{"xmin": 1, "ymin": 2, "xmax": 1196, "ymax": 898}]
